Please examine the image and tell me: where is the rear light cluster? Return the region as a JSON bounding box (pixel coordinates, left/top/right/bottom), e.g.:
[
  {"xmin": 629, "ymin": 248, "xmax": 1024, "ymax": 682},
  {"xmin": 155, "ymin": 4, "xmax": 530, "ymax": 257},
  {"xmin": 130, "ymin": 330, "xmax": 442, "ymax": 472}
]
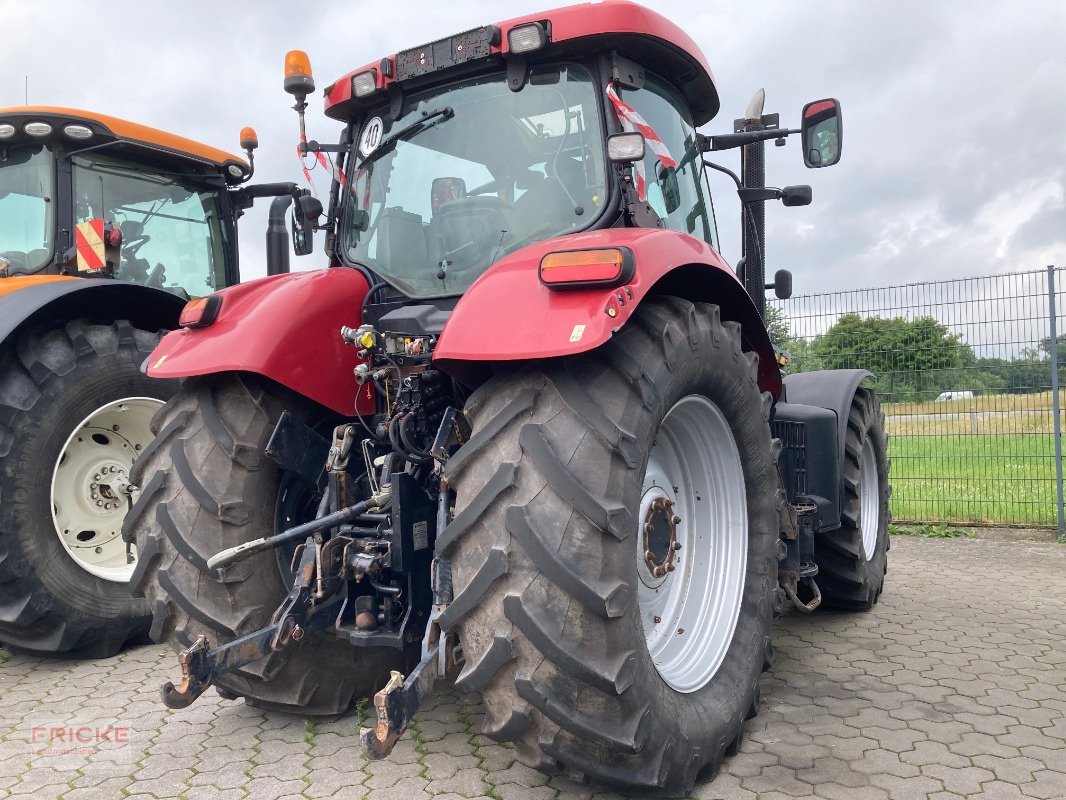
[
  {"xmin": 179, "ymin": 295, "xmax": 223, "ymax": 328},
  {"xmin": 539, "ymin": 247, "xmax": 634, "ymax": 290}
]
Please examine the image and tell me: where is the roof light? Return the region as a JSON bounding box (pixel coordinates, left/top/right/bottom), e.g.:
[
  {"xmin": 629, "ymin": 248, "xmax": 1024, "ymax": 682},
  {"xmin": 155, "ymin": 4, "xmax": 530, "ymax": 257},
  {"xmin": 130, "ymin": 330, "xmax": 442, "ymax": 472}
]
[
  {"xmin": 508, "ymin": 22, "xmax": 547, "ymax": 54},
  {"xmin": 0, "ymin": 124, "xmax": 14, "ymax": 139},
  {"xmin": 352, "ymin": 69, "xmax": 377, "ymax": 98},
  {"xmin": 63, "ymin": 124, "xmax": 93, "ymax": 140},
  {"xmin": 227, "ymin": 164, "xmax": 245, "ymax": 179},
  {"xmin": 178, "ymin": 294, "xmax": 223, "ymax": 328},
  {"xmin": 539, "ymin": 247, "xmax": 634, "ymax": 290},
  {"xmin": 239, "ymin": 126, "xmax": 258, "ymax": 151},
  {"xmin": 24, "ymin": 122, "xmax": 53, "ymax": 137},
  {"xmin": 284, "ymin": 50, "xmax": 315, "ymax": 97},
  {"xmin": 607, "ymin": 132, "xmax": 646, "ymax": 163}
]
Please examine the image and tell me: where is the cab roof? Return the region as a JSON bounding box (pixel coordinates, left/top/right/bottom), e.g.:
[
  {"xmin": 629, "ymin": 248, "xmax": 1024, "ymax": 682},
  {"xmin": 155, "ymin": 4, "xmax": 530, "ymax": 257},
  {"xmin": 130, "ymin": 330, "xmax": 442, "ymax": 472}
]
[
  {"xmin": 0, "ymin": 106, "xmax": 247, "ymax": 176},
  {"xmin": 324, "ymin": 0, "xmax": 719, "ymax": 126}
]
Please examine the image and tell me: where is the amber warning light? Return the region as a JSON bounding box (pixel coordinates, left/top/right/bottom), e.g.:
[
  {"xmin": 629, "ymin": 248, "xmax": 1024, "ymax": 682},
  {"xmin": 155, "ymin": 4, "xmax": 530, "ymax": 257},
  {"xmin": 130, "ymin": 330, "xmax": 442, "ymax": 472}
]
[
  {"xmin": 538, "ymin": 247, "xmax": 634, "ymax": 290},
  {"xmin": 179, "ymin": 295, "xmax": 222, "ymax": 328}
]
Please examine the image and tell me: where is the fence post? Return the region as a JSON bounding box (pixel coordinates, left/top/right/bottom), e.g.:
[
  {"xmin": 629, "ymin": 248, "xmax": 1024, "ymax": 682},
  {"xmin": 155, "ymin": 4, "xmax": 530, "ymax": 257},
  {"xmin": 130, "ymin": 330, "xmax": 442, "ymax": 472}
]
[{"xmin": 1048, "ymin": 265, "xmax": 1065, "ymax": 542}]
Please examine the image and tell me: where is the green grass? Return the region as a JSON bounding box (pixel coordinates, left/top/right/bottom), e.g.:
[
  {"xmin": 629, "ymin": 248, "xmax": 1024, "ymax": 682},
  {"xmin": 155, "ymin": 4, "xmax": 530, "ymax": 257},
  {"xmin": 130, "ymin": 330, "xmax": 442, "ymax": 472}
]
[{"xmin": 888, "ymin": 433, "xmax": 1056, "ymax": 526}]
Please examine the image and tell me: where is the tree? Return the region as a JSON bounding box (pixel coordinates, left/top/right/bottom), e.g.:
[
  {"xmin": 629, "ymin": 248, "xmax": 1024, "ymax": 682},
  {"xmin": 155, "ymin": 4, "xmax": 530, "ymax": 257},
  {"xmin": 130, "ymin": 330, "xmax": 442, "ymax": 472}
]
[{"xmin": 812, "ymin": 314, "xmax": 968, "ymax": 402}]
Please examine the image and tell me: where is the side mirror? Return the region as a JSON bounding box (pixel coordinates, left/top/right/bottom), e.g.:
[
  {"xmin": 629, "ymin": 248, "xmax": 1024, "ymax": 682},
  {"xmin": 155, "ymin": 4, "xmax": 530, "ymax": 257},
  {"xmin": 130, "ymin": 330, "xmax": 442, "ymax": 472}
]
[
  {"xmin": 297, "ymin": 194, "xmax": 323, "ymax": 223},
  {"xmin": 801, "ymin": 98, "xmax": 842, "ymax": 168},
  {"xmin": 780, "ymin": 185, "xmax": 812, "ymax": 207},
  {"xmin": 656, "ymin": 164, "xmax": 681, "ymax": 215},
  {"xmin": 291, "ymin": 192, "xmax": 315, "ymax": 256},
  {"xmin": 765, "ymin": 269, "xmax": 793, "ymax": 299}
]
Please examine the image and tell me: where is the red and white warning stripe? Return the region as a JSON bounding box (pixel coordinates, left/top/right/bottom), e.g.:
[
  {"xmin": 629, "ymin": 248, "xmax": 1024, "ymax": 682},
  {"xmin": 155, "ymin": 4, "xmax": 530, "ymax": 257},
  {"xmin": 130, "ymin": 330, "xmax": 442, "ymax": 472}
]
[
  {"xmin": 75, "ymin": 219, "xmax": 106, "ymax": 271},
  {"xmin": 605, "ymin": 82, "xmax": 677, "ymax": 201}
]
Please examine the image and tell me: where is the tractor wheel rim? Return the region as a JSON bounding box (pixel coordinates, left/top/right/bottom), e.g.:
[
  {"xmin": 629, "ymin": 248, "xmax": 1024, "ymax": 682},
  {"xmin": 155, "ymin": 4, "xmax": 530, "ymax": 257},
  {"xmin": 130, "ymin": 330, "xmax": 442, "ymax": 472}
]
[
  {"xmin": 637, "ymin": 395, "xmax": 748, "ymax": 694},
  {"xmin": 51, "ymin": 397, "xmax": 161, "ymax": 583},
  {"xmin": 860, "ymin": 436, "xmax": 879, "ymax": 560}
]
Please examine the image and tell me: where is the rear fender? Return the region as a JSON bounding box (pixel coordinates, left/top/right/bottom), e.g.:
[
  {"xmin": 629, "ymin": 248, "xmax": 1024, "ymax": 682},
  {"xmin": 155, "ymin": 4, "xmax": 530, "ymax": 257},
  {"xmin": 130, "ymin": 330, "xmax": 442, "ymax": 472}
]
[
  {"xmin": 0, "ymin": 276, "xmax": 186, "ymax": 344},
  {"xmin": 433, "ymin": 228, "xmax": 780, "ymax": 395},
  {"xmin": 147, "ymin": 269, "xmax": 374, "ymax": 416}
]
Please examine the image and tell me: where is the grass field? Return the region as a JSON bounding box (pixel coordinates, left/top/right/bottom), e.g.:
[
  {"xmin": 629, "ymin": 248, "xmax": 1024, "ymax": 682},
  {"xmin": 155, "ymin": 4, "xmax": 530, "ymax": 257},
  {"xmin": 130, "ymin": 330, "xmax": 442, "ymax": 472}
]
[
  {"xmin": 885, "ymin": 390, "xmax": 1063, "ymax": 417},
  {"xmin": 887, "ymin": 433, "xmax": 1057, "ymax": 526}
]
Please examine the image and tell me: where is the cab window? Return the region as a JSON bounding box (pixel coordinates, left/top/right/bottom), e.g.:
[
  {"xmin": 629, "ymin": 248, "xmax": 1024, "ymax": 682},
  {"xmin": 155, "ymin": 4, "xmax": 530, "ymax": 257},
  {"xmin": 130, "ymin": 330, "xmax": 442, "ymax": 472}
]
[
  {"xmin": 618, "ymin": 73, "xmax": 719, "ymax": 250},
  {"xmin": 71, "ymin": 154, "xmax": 226, "ymax": 298},
  {"xmin": 0, "ymin": 146, "xmax": 55, "ymax": 273}
]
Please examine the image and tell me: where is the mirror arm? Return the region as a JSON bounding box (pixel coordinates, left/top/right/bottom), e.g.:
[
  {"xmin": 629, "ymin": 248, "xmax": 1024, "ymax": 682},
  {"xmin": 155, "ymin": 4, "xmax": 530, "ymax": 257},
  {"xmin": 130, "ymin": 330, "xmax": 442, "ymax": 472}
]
[
  {"xmin": 699, "ymin": 128, "xmax": 800, "ymax": 152},
  {"xmin": 701, "ymin": 159, "xmax": 742, "ymax": 191},
  {"xmin": 301, "ymin": 140, "xmax": 346, "ymax": 155}
]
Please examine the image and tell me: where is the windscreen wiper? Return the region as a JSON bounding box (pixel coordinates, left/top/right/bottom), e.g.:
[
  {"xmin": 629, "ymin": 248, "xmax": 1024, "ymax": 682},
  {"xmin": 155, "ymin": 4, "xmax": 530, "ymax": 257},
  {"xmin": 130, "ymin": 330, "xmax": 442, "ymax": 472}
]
[{"xmin": 358, "ymin": 106, "xmax": 454, "ymax": 169}]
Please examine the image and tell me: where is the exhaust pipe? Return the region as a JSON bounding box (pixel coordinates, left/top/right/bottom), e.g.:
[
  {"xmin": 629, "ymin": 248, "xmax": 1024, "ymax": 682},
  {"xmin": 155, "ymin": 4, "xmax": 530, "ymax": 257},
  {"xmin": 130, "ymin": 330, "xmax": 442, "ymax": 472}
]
[{"xmin": 266, "ymin": 195, "xmax": 292, "ymax": 276}]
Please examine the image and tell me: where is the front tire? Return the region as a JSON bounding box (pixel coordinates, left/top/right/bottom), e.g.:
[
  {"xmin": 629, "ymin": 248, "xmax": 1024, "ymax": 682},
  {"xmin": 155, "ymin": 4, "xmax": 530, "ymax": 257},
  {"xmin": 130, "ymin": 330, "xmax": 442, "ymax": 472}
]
[
  {"xmin": 0, "ymin": 320, "xmax": 168, "ymax": 657},
  {"xmin": 442, "ymin": 298, "xmax": 779, "ymax": 796},
  {"xmin": 124, "ymin": 372, "xmax": 406, "ymax": 714},
  {"xmin": 815, "ymin": 387, "xmax": 890, "ymax": 610}
]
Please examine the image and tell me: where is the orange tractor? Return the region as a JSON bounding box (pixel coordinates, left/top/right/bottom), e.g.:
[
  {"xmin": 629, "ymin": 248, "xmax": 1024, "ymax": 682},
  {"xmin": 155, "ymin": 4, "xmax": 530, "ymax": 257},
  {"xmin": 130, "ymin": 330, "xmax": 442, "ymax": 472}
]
[
  {"xmin": 0, "ymin": 107, "xmax": 309, "ymax": 656},
  {"xmin": 129, "ymin": 3, "xmax": 889, "ymax": 795}
]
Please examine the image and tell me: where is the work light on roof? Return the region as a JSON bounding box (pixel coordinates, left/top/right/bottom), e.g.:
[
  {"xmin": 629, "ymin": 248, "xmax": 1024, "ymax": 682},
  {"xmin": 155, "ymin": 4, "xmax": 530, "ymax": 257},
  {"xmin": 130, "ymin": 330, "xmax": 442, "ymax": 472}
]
[
  {"xmin": 508, "ymin": 22, "xmax": 547, "ymax": 54},
  {"xmin": 352, "ymin": 70, "xmax": 378, "ymax": 98},
  {"xmin": 63, "ymin": 124, "xmax": 93, "ymax": 140},
  {"xmin": 0, "ymin": 124, "xmax": 14, "ymax": 139},
  {"xmin": 24, "ymin": 122, "xmax": 52, "ymax": 137}
]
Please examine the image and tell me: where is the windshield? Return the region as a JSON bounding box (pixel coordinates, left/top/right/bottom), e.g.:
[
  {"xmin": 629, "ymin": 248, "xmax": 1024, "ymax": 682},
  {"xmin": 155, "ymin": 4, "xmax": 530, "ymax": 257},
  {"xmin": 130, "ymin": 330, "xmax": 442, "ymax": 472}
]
[
  {"xmin": 0, "ymin": 146, "xmax": 55, "ymax": 274},
  {"xmin": 344, "ymin": 64, "xmax": 607, "ymax": 298},
  {"xmin": 72, "ymin": 154, "xmax": 228, "ymax": 298}
]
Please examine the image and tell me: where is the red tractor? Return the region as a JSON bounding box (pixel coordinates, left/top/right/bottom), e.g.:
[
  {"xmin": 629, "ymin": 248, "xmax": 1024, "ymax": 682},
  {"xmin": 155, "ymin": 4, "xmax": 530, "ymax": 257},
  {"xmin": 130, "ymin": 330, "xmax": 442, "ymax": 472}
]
[{"xmin": 128, "ymin": 3, "xmax": 889, "ymax": 795}]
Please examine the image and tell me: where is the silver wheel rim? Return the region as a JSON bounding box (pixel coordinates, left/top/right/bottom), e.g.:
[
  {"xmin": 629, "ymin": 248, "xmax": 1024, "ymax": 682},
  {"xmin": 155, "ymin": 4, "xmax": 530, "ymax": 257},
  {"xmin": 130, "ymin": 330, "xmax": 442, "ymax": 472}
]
[
  {"xmin": 860, "ymin": 436, "xmax": 880, "ymax": 560},
  {"xmin": 637, "ymin": 395, "xmax": 748, "ymax": 694},
  {"xmin": 51, "ymin": 397, "xmax": 161, "ymax": 583}
]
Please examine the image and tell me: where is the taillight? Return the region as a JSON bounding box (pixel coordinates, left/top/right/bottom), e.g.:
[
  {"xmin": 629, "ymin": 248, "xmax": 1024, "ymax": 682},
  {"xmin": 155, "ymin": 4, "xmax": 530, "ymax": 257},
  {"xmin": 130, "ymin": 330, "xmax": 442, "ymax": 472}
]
[
  {"xmin": 179, "ymin": 295, "xmax": 222, "ymax": 328},
  {"xmin": 539, "ymin": 247, "xmax": 634, "ymax": 290}
]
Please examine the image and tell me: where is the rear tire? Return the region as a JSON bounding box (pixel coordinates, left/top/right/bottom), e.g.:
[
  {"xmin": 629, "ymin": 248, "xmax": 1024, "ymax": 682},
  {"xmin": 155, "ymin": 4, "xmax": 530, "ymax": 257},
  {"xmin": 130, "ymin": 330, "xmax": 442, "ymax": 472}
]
[
  {"xmin": 442, "ymin": 298, "xmax": 778, "ymax": 796},
  {"xmin": 0, "ymin": 319, "xmax": 167, "ymax": 657},
  {"xmin": 124, "ymin": 372, "xmax": 406, "ymax": 714},
  {"xmin": 814, "ymin": 387, "xmax": 890, "ymax": 610}
]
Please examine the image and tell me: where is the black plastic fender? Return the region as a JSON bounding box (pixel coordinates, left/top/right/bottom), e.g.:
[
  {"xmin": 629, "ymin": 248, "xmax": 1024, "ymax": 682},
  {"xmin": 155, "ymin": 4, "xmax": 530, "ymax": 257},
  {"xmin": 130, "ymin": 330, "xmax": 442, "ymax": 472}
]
[
  {"xmin": 782, "ymin": 368, "xmax": 873, "ymax": 468},
  {"xmin": 0, "ymin": 279, "xmax": 186, "ymax": 343}
]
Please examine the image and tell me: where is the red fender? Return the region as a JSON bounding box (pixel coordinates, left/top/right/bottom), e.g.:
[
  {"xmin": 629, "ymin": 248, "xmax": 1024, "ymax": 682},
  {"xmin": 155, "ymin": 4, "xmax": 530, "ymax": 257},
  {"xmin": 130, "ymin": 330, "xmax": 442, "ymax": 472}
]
[
  {"xmin": 147, "ymin": 269, "xmax": 376, "ymax": 416},
  {"xmin": 433, "ymin": 228, "xmax": 781, "ymax": 395}
]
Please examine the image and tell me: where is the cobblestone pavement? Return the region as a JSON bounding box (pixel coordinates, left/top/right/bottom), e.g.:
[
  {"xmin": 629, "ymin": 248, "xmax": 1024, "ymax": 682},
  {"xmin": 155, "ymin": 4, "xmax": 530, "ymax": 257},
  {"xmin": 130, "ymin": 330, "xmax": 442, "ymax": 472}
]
[{"xmin": 1, "ymin": 535, "xmax": 1064, "ymax": 800}]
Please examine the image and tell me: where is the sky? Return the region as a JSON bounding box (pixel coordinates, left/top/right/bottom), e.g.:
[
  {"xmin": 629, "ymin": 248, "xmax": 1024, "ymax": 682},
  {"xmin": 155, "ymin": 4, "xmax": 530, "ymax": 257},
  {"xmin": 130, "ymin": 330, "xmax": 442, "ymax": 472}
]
[{"xmin": 2, "ymin": 0, "xmax": 1064, "ymax": 294}]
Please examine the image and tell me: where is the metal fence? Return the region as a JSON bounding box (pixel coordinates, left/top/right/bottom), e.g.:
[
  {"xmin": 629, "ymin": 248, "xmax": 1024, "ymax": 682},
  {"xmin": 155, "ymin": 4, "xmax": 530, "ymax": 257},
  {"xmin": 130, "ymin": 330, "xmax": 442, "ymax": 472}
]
[{"xmin": 769, "ymin": 265, "xmax": 1064, "ymax": 534}]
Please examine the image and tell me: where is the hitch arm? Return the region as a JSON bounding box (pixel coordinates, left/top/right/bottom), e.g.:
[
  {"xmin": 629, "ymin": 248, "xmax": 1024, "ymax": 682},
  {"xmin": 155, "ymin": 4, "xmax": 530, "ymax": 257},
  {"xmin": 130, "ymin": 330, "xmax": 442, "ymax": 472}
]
[
  {"xmin": 360, "ymin": 640, "xmax": 442, "ymax": 759},
  {"xmin": 161, "ymin": 625, "xmax": 283, "ymax": 709},
  {"xmin": 161, "ymin": 536, "xmax": 335, "ymax": 709}
]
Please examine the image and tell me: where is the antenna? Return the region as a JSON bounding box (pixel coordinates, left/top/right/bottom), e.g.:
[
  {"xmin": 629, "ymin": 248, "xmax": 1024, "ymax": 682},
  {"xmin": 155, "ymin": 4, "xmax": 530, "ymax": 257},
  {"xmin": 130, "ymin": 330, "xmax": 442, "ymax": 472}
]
[{"xmin": 24, "ymin": 76, "xmax": 28, "ymax": 105}]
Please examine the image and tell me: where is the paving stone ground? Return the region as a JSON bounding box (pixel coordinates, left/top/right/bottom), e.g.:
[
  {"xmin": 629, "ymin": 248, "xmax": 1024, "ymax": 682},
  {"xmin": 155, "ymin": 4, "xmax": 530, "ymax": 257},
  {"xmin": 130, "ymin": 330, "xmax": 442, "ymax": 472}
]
[{"xmin": 1, "ymin": 535, "xmax": 1064, "ymax": 800}]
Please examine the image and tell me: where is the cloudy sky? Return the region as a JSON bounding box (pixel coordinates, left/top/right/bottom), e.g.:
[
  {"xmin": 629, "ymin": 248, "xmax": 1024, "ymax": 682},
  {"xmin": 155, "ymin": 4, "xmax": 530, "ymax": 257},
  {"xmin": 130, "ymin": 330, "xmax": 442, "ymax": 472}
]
[{"xmin": 2, "ymin": 0, "xmax": 1064, "ymax": 292}]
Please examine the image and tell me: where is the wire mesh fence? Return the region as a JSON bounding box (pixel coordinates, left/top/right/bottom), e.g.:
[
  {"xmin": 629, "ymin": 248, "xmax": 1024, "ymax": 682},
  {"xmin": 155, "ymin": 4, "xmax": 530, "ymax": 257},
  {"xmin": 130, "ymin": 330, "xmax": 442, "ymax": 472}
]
[{"xmin": 769, "ymin": 266, "xmax": 1064, "ymax": 530}]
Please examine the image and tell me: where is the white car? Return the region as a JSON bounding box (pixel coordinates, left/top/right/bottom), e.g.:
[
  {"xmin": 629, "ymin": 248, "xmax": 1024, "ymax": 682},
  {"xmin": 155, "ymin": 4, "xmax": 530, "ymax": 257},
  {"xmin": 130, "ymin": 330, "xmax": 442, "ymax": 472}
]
[{"xmin": 935, "ymin": 390, "xmax": 975, "ymax": 402}]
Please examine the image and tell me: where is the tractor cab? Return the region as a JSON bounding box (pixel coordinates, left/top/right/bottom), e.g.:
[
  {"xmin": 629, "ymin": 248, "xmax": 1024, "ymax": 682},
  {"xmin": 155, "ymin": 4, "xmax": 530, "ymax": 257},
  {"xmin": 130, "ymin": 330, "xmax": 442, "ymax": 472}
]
[
  {"xmin": 286, "ymin": 2, "xmax": 838, "ymax": 310},
  {"xmin": 0, "ymin": 107, "xmax": 305, "ymax": 299},
  {"xmin": 291, "ymin": 6, "xmax": 724, "ymax": 299}
]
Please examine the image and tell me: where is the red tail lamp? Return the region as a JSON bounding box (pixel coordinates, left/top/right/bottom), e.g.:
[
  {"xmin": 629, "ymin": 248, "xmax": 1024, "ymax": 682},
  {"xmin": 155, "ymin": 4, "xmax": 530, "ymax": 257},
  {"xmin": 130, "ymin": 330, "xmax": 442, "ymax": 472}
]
[
  {"xmin": 179, "ymin": 295, "xmax": 222, "ymax": 328},
  {"xmin": 539, "ymin": 247, "xmax": 634, "ymax": 290}
]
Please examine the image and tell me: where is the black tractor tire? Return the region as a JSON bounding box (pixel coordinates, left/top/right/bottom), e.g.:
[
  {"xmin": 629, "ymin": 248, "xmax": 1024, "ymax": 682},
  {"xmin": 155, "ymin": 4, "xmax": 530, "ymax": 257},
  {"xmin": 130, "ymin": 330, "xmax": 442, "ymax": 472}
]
[
  {"xmin": 124, "ymin": 372, "xmax": 408, "ymax": 715},
  {"xmin": 0, "ymin": 319, "xmax": 168, "ymax": 657},
  {"xmin": 441, "ymin": 298, "xmax": 779, "ymax": 797},
  {"xmin": 814, "ymin": 387, "xmax": 890, "ymax": 610}
]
